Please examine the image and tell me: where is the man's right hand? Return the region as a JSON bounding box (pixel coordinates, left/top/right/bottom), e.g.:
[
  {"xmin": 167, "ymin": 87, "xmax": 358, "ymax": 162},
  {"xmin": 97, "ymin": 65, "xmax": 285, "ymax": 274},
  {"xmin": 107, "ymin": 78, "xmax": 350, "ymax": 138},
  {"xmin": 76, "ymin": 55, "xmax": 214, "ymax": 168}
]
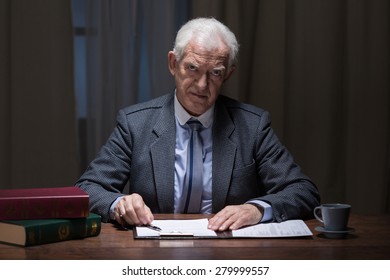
[{"xmin": 114, "ymin": 193, "xmax": 154, "ymax": 226}]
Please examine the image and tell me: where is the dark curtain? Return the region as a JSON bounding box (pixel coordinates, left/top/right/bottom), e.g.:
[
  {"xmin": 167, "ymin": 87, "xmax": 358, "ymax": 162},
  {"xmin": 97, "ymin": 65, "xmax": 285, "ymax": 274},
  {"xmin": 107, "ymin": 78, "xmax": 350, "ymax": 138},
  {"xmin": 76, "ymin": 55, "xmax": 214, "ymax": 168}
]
[
  {"xmin": 0, "ymin": 0, "xmax": 79, "ymax": 189},
  {"xmin": 79, "ymin": 0, "xmax": 187, "ymax": 169},
  {"xmin": 191, "ymin": 0, "xmax": 390, "ymax": 214}
]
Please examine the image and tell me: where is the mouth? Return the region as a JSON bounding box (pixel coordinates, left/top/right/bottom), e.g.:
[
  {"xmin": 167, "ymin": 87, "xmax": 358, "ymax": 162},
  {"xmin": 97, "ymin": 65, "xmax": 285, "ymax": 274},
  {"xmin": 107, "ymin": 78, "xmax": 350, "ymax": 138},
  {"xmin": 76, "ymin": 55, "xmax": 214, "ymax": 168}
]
[{"xmin": 190, "ymin": 91, "xmax": 208, "ymax": 99}]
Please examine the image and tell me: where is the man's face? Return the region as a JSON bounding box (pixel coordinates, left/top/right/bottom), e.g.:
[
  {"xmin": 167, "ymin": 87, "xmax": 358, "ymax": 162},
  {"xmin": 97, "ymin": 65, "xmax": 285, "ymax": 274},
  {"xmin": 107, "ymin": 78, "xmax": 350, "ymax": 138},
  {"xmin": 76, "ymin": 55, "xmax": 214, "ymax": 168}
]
[{"xmin": 168, "ymin": 42, "xmax": 234, "ymax": 116}]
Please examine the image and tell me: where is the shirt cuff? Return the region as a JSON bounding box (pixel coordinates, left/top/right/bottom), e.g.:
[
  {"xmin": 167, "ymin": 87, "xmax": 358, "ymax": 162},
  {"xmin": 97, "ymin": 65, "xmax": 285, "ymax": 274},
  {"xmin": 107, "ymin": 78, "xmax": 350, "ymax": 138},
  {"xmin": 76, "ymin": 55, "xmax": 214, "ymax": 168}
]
[
  {"xmin": 246, "ymin": 199, "xmax": 273, "ymax": 222},
  {"xmin": 109, "ymin": 196, "xmax": 124, "ymax": 220}
]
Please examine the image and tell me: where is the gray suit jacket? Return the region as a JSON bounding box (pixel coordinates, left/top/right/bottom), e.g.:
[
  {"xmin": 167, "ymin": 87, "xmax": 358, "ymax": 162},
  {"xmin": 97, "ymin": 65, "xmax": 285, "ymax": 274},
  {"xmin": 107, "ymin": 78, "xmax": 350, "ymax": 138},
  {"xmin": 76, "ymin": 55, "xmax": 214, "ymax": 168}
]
[{"xmin": 77, "ymin": 93, "xmax": 320, "ymax": 222}]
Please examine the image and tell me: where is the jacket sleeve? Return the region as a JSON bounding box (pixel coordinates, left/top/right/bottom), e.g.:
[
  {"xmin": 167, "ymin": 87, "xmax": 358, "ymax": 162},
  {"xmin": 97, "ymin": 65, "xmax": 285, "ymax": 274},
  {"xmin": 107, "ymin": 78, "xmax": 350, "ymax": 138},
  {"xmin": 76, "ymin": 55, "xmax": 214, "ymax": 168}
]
[
  {"xmin": 253, "ymin": 111, "xmax": 320, "ymax": 222},
  {"xmin": 76, "ymin": 109, "xmax": 132, "ymax": 222}
]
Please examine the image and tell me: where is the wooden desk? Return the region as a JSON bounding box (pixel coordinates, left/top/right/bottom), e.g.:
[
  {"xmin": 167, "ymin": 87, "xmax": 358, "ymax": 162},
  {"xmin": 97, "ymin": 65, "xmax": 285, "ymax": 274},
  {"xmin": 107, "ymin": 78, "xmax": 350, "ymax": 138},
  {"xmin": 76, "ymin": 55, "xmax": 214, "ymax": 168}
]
[{"xmin": 1, "ymin": 214, "xmax": 389, "ymax": 260}]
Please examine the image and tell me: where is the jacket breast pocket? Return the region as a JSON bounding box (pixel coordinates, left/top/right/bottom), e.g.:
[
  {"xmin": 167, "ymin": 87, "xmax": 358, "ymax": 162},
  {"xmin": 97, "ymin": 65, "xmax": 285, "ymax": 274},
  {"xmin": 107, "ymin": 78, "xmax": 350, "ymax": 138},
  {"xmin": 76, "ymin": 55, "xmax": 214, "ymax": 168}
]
[
  {"xmin": 232, "ymin": 159, "xmax": 256, "ymax": 178},
  {"xmin": 228, "ymin": 159, "xmax": 261, "ymax": 204}
]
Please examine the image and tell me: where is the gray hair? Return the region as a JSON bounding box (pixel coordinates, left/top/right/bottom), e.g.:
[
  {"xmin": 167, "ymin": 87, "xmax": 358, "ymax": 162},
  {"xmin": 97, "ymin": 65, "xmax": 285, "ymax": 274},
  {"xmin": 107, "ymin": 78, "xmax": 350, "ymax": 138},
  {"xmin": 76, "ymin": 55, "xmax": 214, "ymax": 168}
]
[{"xmin": 173, "ymin": 17, "xmax": 239, "ymax": 67}]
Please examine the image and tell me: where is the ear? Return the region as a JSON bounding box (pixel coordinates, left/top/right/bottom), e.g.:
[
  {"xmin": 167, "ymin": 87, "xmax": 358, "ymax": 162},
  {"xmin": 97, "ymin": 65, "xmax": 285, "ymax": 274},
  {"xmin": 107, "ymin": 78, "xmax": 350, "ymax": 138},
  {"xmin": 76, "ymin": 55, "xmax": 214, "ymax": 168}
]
[
  {"xmin": 168, "ymin": 51, "xmax": 177, "ymax": 76},
  {"xmin": 224, "ymin": 64, "xmax": 236, "ymax": 82}
]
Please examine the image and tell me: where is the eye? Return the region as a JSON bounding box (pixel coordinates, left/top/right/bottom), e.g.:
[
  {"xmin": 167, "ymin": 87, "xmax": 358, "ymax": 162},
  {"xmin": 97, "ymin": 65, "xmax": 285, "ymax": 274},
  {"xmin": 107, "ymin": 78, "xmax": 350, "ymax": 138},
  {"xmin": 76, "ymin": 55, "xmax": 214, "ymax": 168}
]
[
  {"xmin": 210, "ymin": 69, "xmax": 222, "ymax": 77},
  {"xmin": 188, "ymin": 64, "xmax": 197, "ymax": 71}
]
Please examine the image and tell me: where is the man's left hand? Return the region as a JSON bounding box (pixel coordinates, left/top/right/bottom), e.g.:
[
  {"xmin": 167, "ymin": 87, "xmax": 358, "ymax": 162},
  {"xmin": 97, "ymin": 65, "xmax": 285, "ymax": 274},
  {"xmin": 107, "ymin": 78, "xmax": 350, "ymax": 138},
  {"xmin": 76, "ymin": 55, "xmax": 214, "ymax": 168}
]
[{"xmin": 208, "ymin": 204, "xmax": 263, "ymax": 231}]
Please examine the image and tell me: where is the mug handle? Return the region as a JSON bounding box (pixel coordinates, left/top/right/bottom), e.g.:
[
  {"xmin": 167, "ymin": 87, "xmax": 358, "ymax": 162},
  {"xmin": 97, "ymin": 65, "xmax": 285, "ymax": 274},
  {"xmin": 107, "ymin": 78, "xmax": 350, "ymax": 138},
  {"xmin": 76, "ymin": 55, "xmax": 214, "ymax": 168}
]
[{"xmin": 313, "ymin": 206, "xmax": 323, "ymax": 223}]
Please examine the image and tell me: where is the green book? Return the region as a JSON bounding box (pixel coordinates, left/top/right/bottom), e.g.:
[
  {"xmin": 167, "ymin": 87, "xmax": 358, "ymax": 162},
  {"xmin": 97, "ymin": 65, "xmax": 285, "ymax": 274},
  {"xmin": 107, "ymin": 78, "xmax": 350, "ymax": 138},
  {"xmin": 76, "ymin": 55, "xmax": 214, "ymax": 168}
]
[{"xmin": 0, "ymin": 213, "xmax": 101, "ymax": 246}]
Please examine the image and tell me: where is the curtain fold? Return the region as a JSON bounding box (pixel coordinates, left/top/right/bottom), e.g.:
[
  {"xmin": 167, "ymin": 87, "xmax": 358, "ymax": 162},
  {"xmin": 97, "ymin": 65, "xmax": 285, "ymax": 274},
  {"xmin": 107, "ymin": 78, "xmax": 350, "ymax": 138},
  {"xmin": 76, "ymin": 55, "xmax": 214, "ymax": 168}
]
[
  {"xmin": 0, "ymin": 0, "xmax": 79, "ymax": 189},
  {"xmin": 81, "ymin": 0, "xmax": 187, "ymax": 167},
  {"xmin": 191, "ymin": 0, "xmax": 390, "ymax": 214}
]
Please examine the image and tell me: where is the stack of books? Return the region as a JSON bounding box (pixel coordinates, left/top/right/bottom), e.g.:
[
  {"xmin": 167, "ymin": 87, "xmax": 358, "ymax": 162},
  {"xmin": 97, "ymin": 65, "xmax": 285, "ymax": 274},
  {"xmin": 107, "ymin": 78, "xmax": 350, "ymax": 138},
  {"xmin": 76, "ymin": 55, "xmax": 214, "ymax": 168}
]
[{"xmin": 0, "ymin": 186, "xmax": 101, "ymax": 246}]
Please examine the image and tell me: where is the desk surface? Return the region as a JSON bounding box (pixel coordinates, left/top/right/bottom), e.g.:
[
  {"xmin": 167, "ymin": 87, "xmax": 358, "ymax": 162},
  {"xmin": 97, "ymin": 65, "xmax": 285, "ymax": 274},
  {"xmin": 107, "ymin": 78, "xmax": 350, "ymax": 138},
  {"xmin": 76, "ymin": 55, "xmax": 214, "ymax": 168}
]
[{"xmin": 1, "ymin": 214, "xmax": 389, "ymax": 260}]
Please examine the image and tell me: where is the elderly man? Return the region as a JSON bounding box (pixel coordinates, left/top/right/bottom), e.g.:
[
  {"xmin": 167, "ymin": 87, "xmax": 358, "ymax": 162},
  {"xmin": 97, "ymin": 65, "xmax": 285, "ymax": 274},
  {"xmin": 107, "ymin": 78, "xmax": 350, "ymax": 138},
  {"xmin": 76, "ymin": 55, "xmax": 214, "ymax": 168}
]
[{"xmin": 76, "ymin": 17, "xmax": 320, "ymax": 231}]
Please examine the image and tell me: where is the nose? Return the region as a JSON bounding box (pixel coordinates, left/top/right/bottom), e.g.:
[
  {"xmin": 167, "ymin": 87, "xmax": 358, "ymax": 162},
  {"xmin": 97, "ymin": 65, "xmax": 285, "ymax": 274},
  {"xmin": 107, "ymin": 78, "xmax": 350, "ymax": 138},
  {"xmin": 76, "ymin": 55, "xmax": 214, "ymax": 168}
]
[{"xmin": 196, "ymin": 73, "xmax": 208, "ymax": 90}]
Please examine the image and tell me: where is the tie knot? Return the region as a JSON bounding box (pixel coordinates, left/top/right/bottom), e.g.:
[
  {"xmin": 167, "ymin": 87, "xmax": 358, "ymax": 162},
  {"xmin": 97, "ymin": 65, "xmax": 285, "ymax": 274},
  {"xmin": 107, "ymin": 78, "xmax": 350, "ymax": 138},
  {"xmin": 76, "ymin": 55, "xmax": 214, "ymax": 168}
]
[{"xmin": 187, "ymin": 119, "xmax": 203, "ymax": 131}]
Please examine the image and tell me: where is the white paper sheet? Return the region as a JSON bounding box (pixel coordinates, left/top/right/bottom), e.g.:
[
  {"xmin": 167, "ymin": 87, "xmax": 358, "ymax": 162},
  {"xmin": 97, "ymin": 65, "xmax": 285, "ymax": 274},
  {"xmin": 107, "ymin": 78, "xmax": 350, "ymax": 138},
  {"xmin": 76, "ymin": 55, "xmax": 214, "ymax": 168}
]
[
  {"xmin": 232, "ymin": 219, "xmax": 312, "ymax": 237},
  {"xmin": 135, "ymin": 218, "xmax": 217, "ymax": 237},
  {"xmin": 135, "ymin": 218, "xmax": 312, "ymax": 238}
]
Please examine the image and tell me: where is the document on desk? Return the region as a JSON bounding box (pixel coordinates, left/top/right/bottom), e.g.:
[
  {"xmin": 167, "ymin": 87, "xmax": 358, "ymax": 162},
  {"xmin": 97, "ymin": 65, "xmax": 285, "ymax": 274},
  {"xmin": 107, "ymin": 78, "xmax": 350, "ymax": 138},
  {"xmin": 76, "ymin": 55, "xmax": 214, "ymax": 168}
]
[
  {"xmin": 232, "ymin": 219, "xmax": 312, "ymax": 238},
  {"xmin": 135, "ymin": 218, "xmax": 217, "ymax": 238},
  {"xmin": 134, "ymin": 219, "xmax": 312, "ymax": 239}
]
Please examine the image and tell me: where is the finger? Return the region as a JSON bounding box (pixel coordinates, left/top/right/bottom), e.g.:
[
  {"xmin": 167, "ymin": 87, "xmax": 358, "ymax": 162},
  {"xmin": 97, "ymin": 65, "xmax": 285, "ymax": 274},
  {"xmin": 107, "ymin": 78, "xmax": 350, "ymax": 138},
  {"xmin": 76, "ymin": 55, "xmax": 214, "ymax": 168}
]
[
  {"xmin": 227, "ymin": 214, "xmax": 247, "ymax": 230},
  {"xmin": 123, "ymin": 194, "xmax": 154, "ymax": 226},
  {"xmin": 141, "ymin": 204, "xmax": 154, "ymax": 225},
  {"xmin": 114, "ymin": 198, "xmax": 127, "ymax": 224},
  {"xmin": 122, "ymin": 195, "xmax": 144, "ymax": 225},
  {"xmin": 228, "ymin": 204, "xmax": 263, "ymax": 230},
  {"xmin": 208, "ymin": 207, "xmax": 236, "ymax": 231},
  {"xmin": 114, "ymin": 210, "xmax": 123, "ymax": 225},
  {"xmin": 218, "ymin": 217, "xmax": 236, "ymax": 231},
  {"xmin": 208, "ymin": 204, "xmax": 263, "ymax": 231},
  {"xmin": 133, "ymin": 202, "xmax": 154, "ymax": 225},
  {"xmin": 114, "ymin": 194, "xmax": 142, "ymax": 225},
  {"xmin": 207, "ymin": 212, "xmax": 224, "ymax": 230}
]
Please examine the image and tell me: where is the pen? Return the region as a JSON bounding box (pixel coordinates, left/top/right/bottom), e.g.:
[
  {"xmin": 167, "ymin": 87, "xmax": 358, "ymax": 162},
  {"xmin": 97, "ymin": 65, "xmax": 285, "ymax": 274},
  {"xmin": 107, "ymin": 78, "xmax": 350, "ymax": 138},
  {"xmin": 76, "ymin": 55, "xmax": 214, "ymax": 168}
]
[{"xmin": 144, "ymin": 224, "xmax": 162, "ymax": 232}]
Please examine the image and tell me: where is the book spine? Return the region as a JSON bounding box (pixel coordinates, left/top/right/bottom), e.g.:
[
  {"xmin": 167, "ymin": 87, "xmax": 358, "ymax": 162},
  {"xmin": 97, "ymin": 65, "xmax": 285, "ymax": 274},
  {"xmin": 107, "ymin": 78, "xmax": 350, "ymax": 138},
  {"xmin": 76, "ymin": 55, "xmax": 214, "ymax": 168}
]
[
  {"xmin": 24, "ymin": 215, "xmax": 101, "ymax": 246},
  {"xmin": 0, "ymin": 196, "xmax": 89, "ymax": 219}
]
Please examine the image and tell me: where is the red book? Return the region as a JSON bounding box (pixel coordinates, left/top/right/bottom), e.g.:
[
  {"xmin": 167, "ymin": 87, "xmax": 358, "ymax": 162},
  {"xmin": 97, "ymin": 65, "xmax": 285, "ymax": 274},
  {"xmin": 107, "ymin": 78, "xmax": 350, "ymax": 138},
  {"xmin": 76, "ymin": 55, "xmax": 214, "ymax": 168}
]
[{"xmin": 0, "ymin": 186, "xmax": 89, "ymax": 220}]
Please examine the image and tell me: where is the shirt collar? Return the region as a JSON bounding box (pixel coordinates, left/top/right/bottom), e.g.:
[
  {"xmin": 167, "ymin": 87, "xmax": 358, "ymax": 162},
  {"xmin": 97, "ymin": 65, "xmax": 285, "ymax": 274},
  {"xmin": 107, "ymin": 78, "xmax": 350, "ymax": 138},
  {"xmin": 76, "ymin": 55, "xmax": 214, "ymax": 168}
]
[{"xmin": 174, "ymin": 93, "xmax": 214, "ymax": 128}]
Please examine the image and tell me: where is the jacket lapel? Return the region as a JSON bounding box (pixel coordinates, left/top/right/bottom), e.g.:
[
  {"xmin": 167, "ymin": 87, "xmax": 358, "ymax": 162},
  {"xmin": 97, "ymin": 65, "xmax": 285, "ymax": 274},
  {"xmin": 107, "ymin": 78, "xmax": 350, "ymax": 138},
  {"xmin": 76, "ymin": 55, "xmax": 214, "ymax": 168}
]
[
  {"xmin": 150, "ymin": 95, "xmax": 176, "ymax": 213},
  {"xmin": 212, "ymin": 97, "xmax": 236, "ymax": 212}
]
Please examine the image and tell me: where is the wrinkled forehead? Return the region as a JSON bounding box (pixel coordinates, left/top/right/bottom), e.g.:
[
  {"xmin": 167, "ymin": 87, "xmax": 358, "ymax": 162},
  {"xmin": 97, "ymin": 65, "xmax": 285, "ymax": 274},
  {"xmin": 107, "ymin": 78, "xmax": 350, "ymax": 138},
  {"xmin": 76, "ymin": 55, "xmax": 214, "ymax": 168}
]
[{"xmin": 182, "ymin": 42, "xmax": 230, "ymax": 66}]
